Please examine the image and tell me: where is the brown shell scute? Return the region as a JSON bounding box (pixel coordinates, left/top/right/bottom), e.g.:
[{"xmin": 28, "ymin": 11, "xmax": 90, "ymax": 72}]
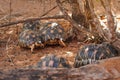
[
  {"xmin": 40, "ymin": 22, "xmax": 66, "ymax": 47},
  {"xmin": 19, "ymin": 30, "xmax": 38, "ymax": 47},
  {"xmin": 74, "ymin": 42, "xmax": 118, "ymax": 68}
]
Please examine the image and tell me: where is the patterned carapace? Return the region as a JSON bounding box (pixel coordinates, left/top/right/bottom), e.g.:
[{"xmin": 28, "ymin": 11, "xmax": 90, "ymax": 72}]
[
  {"xmin": 39, "ymin": 22, "xmax": 66, "ymax": 47},
  {"xmin": 74, "ymin": 42, "xmax": 118, "ymax": 68},
  {"xmin": 18, "ymin": 20, "xmax": 44, "ymax": 53},
  {"xmin": 28, "ymin": 54, "xmax": 71, "ymax": 68}
]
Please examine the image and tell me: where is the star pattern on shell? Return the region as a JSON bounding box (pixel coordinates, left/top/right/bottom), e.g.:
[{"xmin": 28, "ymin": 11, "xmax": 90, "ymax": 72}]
[
  {"xmin": 74, "ymin": 42, "xmax": 118, "ymax": 68},
  {"xmin": 39, "ymin": 22, "xmax": 66, "ymax": 47}
]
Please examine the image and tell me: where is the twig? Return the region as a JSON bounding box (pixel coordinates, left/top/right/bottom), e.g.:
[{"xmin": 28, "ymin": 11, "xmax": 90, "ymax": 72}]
[
  {"xmin": 99, "ymin": 0, "xmax": 106, "ymax": 9},
  {"xmin": 9, "ymin": 0, "xmax": 12, "ymax": 22},
  {"xmin": 5, "ymin": 35, "xmax": 15, "ymax": 66},
  {"xmin": 0, "ymin": 15, "xmax": 64, "ymax": 28},
  {"xmin": 39, "ymin": 0, "xmax": 66, "ymax": 17},
  {"xmin": 0, "ymin": 11, "xmax": 25, "ymax": 21},
  {"xmin": 86, "ymin": 0, "xmax": 109, "ymax": 41},
  {"xmin": 0, "ymin": 5, "xmax": 5, "ymax": 13},
  {"xmin": 40, "ymin": 2, "xmax": 57, "ymax": 17},
  {"xmin": 0, "ymin": 40, "xmax": 7, "ymax": 43}
]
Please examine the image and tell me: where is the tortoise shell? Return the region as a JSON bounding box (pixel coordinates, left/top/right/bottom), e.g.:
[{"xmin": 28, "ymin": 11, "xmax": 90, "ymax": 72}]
[
  {"xmin": 74, "ymin": 43, "xmax": 118, "ymax": 68},
  {"xmin": 29, "ymin": 54, "xmax": 71, "ymax": 68},
  {"xmin": 39, "ymin": 22, "xmax": 66, "ymax": 47},
  {"xmin": 18, "ymin": 21, "xmax": 44, "ymax": 52},
  {"xmin": 18, "ymin": 30, "xmax": 44, "ymax": 52}
]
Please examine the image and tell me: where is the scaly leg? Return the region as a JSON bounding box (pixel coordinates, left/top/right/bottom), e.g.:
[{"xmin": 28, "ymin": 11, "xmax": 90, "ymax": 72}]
[
  {"xmin": 35, "ymin": 42, "xmax": 45, "ymax": 48},
  {"xmin": 41, "ymin": 43, "xmax": 45, "ymax": 48},
  {"xmin": 30, "ymin": 44, "xmax": 35, "ymax": 53},
  {"xmin": 59, "ymin": 39, "xmax": 66, "ymax": 47}
]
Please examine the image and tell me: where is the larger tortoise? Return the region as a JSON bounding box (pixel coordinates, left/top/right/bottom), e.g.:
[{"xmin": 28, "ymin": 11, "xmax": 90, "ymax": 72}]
[
  {"xmin": 74, "ymin": 42, "xmax": 118, "ymax": 68},
  {"xmin": 18, "ymin": 20, "xmax": 44, "ymax": 53},
  {"xmin": 39, "ymin": 22, "xmax": 66, "ymax": 47}
]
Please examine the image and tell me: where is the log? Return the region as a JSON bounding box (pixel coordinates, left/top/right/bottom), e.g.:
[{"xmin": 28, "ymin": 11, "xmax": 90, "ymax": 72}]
[
  {"xmin": 0, "ymin": 65, "xmax": 112, "ymax": 80},
  {"xmin": 0, "ymin": 57, "xmax": 120, "ymax": 80}
]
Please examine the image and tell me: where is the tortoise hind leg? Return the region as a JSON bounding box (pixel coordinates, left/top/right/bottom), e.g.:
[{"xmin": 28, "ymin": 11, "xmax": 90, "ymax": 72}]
[
  {"xmin": 59, "ymin": 39, "xmax": 66, "ymax": 47},
  {"xmin": 35, "ymin": 42, "xmax": 45, "ymax": 48},
  {"xmin": 30, "ymin": 44, "xmax": 35, "ymax": 53}
]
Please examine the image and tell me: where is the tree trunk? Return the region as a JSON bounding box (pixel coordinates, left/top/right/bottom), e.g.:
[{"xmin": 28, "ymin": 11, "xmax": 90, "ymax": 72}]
[
  {"xmin": 69, "ymin": 0, "xmax": 89, "ymax": 28},
  {"xmin": 100, "ymin": 0, "xmax": 117, "ymax": 42},
  {"xmin": 68, "ymin": 0, "xmax": 91, "ymax": 41}
]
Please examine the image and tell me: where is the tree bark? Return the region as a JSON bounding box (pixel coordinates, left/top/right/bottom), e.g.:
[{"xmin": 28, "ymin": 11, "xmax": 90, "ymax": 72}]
[
  {"xmin": 69, "ymin": 0, "xmax": 88, "ymax": 28},
  {"xmin": 0, "ymin": 66, "xmax": 113, "ymax": 80},
  {"xmin": 100, "ymin": 0, "xmax": 117, "ymax": 42}
]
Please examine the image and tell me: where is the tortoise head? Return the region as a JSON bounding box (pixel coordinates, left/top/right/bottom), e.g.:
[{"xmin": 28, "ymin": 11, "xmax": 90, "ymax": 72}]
[
  {"xmin": 35, "ymin": 37, "xmax": 44, "ymax": 48},
  {"xmin": 23, "ymin": 20, "xmax": 41, "ymax": 30},
  {"xmin": 59, "ymin": 57, "xmax": 71, "ymax": 68},
  {"xmin": 51, "ymin": 22, "xmax": 59, "ymax": 28}
]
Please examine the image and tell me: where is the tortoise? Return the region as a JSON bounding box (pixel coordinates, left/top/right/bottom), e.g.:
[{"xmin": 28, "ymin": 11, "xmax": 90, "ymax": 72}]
[
  {"xmin": 39, "ymin": 22, "xmax": 66, "ymax": 47},
  {"xmin": 22, "ymin": 20, "xmax": 40, "ymax": 30},
  {"xmin": 18, "ymin": 20, "xmax": 44, "ymax": 53},
  {"xmin": 74, "ymin": 42, "xmax": 118, "ymax": 68},
  {"xmin": 28, "ymin": 54, "xmax": 71, "ymax": 68}
]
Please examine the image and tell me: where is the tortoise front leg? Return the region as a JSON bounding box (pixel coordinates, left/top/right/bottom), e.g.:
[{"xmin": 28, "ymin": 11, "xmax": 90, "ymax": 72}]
[
  {"xmin": 59, "ymin": 38, "xmax": 66, "ymax": 47},
  {"xmin": 30, "ymin": 44, "xmax": 35, "ymax": 53},
  {"xmin": 35, "ymin": 42, "xmax": 45, "ymax": 48}
]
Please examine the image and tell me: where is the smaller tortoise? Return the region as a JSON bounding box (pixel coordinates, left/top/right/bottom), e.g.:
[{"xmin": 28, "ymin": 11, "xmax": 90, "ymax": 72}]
[
  {"xmin": 18, "ymin": 20, "xmax": 44, "ymax": 53},
  {"xmin": 28, "ymin": 54, "xmax": 71, "ymax": 68},
  {"xmin": 74, "ymin": 42, "xmax": 118, "ymax": 68},
  {"xmin": 39, "ymin": 22, "xmax": 66, "ymax": 47}
]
